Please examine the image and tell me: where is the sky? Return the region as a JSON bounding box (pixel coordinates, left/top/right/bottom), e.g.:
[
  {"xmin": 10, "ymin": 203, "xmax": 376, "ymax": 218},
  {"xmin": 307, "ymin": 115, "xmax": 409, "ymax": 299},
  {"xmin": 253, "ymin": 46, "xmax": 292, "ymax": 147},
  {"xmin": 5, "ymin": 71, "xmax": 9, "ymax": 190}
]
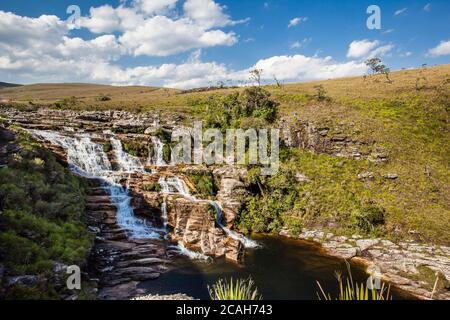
[{"xmin": 0, "ymin": 0, "xmax": 449, "ymax": 88}]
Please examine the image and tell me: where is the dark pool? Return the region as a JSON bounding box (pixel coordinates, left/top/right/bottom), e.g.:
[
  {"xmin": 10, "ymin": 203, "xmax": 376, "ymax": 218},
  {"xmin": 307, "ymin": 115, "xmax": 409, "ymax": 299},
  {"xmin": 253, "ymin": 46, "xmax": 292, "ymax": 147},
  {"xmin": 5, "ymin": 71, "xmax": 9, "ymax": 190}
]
[{"xmin": 139, "ymin": 235, "xmax": 409, "ymax": 300}]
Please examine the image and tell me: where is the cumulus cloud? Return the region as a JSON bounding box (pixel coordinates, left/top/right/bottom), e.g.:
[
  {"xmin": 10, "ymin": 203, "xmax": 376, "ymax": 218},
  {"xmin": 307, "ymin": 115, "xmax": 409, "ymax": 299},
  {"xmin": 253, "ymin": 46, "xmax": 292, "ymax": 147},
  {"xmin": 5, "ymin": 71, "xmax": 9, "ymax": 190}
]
[
  {"xmin": 288, "ymin": 17, "xmax": 308, "ymax": 28},
  {"xmin": 79, "ymin": 0, "xmax": 242, "ymax": 56},
  {"xmin": 428, "ymin": 40, "xmax": 450, "ymax": 57},
  {"xmin": 0, "ymin": 7, "xmax": 368, "ymax": 89},
  {"xmin": 184, "ymin": 0, "xmax": 249, "ymax": 28},
  {"xmin": 347, "ymin": 40, "xmax": 393, "ymax": 59},
  {"xmin": 133, "ymin": 0, "xmax": 178, "ymax": 15},
  {"xmin": 119, "ymin": 16, "xmax": 237, "ymax": 56}
]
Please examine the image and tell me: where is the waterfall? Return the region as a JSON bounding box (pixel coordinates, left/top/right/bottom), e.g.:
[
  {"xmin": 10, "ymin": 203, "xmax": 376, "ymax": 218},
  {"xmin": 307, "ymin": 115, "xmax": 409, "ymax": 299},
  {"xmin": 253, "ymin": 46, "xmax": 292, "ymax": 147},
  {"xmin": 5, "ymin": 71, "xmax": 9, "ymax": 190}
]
[
  {"xmin": 110, "ymin": 137, "xmax": 145, "ymax": 173},
  {"xmin": 161, "ymin": 201, "xmax": 168, "ymax": 229},
  {"xmin": 172, "ymin": 242, "xmax": 211, "ymax": 261},
  {"xmin": 209, "ymin": 201, "xmax": 260, "ymax": 249},
  {"xmin": 150, "ymin": 137, "xmax": 167, "ymax": 166},
  {"xmin": 29, "ymin": 129, "xmax": 161, "ymax": 240},
  {"xmin": 158, "ymin": 176, "xmax": 259, "ymax": 249}
]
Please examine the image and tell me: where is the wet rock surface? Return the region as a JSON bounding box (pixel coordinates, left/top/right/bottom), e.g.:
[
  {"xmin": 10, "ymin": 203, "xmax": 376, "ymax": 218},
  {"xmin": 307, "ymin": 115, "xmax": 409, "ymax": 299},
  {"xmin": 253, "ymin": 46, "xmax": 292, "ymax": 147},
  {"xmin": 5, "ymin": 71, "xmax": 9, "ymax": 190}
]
[{"xmin": 85, "ymin": 181, "xmax": 175, "ymax": 300}]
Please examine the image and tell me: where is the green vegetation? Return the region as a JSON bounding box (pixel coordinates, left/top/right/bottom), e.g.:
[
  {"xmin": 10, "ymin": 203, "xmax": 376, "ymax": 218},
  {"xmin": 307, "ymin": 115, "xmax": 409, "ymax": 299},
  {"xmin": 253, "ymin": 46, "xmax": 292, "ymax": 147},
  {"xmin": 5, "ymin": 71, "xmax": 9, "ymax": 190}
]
[
  {"xmin": 0, "ymin": 129, "xmax": 93, "ymax": 299},
  {"xmin": 316, "ymin": 262, "xmax": 392, "ymax": 300},
  {"xmin": 123, "ymin": 141, "xmax": 150, "ymax": 158},
  {"xmin": 209, "ymin": 277, "xmax": 262, "ymax": 300},
  {"xmin": 142, "ymin": 183, "xmax": 161, "ymax": 192},
  {"xmin": 188, "ymin": 173, "xmax": 217, "ymax": 197},
  {"xmin": 191, "ymin": 87, "xmax": 278, "ymax": 130}
]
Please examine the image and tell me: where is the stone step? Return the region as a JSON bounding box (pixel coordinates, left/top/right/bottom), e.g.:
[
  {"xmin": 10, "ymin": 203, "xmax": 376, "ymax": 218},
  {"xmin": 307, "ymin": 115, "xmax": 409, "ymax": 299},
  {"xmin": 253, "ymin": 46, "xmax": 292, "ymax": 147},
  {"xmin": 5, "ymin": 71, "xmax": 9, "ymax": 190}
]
[
  {"xmin": 86, "ymin": 203, "xmax": 117, "ymax": 211},
  {"xmin": 87, "ymin": 195, "xmax": 113, "ymax": 203},
  {"xmin": 88, "ymin": 188, "xmax": 110, "ymax": 196}
]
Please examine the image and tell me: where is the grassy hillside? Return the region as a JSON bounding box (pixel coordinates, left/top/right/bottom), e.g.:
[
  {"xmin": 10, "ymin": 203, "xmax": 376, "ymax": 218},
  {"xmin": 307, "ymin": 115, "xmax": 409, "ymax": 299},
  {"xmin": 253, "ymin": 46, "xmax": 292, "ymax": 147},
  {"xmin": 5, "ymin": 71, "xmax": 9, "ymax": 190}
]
[{"xmin": 1, "ymin": 65, "xmax": 449, "ymax": 244}]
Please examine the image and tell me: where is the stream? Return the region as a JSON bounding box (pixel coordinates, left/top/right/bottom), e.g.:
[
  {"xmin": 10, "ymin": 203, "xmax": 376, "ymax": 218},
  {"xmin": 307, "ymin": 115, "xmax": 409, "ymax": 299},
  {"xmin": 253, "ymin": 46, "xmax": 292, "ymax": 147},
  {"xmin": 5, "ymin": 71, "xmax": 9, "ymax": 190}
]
[{"xmin": 29, "ymin": 129, "xmax": 409, "ymax": 300}]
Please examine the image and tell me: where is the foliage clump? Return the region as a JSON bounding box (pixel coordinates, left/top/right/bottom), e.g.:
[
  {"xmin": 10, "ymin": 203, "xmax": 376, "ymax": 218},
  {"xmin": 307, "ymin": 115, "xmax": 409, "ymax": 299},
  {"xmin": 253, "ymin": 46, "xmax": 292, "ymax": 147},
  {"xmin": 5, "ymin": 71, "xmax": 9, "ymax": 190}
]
[
  {"xmin": 0, "ymin": 130, "xmax": 93, "ymax": 299},
  {"xmin": 191, "ymin": 87, "xmax": 279, "ymax": 130}
]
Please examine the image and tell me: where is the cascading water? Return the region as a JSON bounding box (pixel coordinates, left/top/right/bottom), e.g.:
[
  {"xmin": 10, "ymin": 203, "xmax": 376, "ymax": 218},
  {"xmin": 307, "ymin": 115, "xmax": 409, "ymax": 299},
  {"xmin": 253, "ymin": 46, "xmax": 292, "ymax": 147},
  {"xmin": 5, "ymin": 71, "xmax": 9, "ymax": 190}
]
[
  {"xmin": 149, "ymin": 137, "xmax": 167, "ymax": 166},
  {"xmin": 209, "ymin": 201, "xmax": 259, "ymax": 249},
  {"xmin": 158, "ymin": 176, "xmax": 259, "ymax": 249},
  {"xmin": 29, "ymin": 129, "xmax": 161, "ymax": 239},
  {"xmin": 110, "ymin": 137, "xmax": 145, "ymax": 172}
]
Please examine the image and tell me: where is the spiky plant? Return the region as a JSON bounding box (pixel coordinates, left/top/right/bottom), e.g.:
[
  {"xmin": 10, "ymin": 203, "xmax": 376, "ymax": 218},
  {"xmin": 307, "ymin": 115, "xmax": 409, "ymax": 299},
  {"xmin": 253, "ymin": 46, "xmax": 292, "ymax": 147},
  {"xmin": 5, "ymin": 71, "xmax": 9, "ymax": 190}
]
[
  {"xmin": 316, "ymin": 261, "xmax": 393, "ymax": 300},
  {"xmin": 209, "ymin": 277, "xmax": 262, "ymax": 300}
]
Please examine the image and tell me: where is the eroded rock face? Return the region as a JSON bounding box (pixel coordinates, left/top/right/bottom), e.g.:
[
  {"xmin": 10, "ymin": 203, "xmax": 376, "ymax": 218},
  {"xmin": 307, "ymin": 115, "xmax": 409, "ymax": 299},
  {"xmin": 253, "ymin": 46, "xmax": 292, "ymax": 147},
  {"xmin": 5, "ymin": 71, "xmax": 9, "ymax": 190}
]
[
  {"xmin": 279, "ymin": 117, "xmax": 379, "ymax": 161},
  {"xmin": 166, "ymin": 197, "xmax": 242, "ymax": 261}
]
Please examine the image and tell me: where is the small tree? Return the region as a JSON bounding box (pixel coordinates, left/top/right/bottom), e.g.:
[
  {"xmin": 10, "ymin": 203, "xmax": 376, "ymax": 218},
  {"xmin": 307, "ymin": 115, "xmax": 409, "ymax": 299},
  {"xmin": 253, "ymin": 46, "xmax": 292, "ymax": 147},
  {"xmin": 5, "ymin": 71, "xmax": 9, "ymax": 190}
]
[
  {"xmin": 364, "ymin": 57, "xmax": 392, "ymax": 83},
  {"xmin": 249, "ymin": 69, "xmax": 263, "ymax": 87},
  {"xmin": 314, "ymin": 85, "xmax": 329, "ymax": 102}
]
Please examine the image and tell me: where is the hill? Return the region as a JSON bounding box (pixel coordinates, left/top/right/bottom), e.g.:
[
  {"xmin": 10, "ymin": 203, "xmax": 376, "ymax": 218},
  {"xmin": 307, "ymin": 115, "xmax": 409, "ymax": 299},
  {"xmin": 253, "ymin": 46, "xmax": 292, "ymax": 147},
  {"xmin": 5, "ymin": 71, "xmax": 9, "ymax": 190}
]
[{"xmin": 0, "ymin": 82, "xmax": 22, "ymax": 89}]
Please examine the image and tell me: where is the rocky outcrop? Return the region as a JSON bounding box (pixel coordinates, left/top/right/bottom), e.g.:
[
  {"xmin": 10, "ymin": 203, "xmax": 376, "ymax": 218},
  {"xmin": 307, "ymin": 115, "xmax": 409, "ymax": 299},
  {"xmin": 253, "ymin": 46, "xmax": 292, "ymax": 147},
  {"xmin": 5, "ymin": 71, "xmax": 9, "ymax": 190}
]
[
  {"xmin": 166, "ymin": 196, "xmax": 242, "ymax": 262},
  {"xmin": 214, "ymin": 166, "xmax": 248, "ymax": 228},
  {"xmin": 85, "ymin": 180, "xmax": 175, "ymax": 300},
  {"xmin": 279, "ymin": 117, "xmax": 384, "ymax": 161},
  {"xmin": 280, "ymin": 228, "xmax": 450, "ymax": 300}
]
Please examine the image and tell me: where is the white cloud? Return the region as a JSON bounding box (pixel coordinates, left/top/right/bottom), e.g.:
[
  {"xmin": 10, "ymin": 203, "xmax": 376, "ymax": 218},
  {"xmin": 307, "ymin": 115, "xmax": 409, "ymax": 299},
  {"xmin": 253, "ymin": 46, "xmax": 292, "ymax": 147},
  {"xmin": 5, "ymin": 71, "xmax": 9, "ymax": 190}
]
[
  {"xmin": 400, "ymin": 51, "xmax": 412, "ymax": 57},
  {"xmin": 424, "ymin": 3, "xmax": 432, "ymax": 12},
  {"xmin": 133, "ymin": 0, "xmax": 178, "ymax": 15},
  {"xmin": 290, "ymin": 38, "xmax": 311, "ymax": 49},
  {"xmin": 77, "ymin": 1, "xmax": 243, "ymax": 57},
  {"xmin": 394, "ymin": 8, "xmax": 407, "ymax": 16},
  {"xmin": 119, "ymin": 16, "xmax": 237, "ymax": 56},
  {"xmin": 347, "ymin": 39, "xmax": 393, "ymax": 59},
  {"xmin": 291, "ymin": 41, "xmax": 301, "ymax": 49},
  {"xmin": 0, "ymin": 8, "xmax": 369, "ymax": 89},
  {"xmin": 183, "ymin": 0, "xmax": 249, "ymax": 29},
  {"xmin": 288, "ymin": 17, "xmax": 308, "ymax": 28},
  {"xmin": 428, "ymin": 40, "xmax": 450, "ymax": 57}
]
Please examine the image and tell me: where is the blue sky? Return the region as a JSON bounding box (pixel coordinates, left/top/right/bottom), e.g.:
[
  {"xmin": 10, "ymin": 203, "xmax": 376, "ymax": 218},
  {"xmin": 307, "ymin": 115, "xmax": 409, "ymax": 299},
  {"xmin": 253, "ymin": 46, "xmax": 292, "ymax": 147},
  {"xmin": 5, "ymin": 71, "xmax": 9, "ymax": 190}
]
[{"xmin": 0, "ymin": 0, "xmax": 448, "ymax": 87}]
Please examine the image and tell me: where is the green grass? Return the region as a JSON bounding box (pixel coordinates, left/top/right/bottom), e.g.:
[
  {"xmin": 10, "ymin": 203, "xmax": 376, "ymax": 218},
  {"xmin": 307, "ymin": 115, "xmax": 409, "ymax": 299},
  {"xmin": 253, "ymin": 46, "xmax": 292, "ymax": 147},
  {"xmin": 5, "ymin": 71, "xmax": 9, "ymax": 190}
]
[{"xmin": 0, "ymin": 129, "xmax": 93, "ymax": 299}]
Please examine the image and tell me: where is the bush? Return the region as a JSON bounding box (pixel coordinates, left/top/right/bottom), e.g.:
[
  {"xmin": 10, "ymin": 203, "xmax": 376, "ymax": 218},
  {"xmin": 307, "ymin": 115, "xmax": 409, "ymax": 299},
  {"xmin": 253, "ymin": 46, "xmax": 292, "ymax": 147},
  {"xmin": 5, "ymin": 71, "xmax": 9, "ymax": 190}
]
[
  {"xmin": 352, "ymin": 206, "xmax": 385, "ymax": 233},
  {"xmin": 209, "ymin": 278, "xmax": 262, "ymax": 300},
  {"xmin": 188, "ymin": 173, "xmax": 217, "ymax": 197},
  {"xmin": 191, "ymin": 87, "xmax": 279, "ymax": 130},
  {"xmin": 0, "ymin": 130, "xmax": 93, "ymax": 299}
]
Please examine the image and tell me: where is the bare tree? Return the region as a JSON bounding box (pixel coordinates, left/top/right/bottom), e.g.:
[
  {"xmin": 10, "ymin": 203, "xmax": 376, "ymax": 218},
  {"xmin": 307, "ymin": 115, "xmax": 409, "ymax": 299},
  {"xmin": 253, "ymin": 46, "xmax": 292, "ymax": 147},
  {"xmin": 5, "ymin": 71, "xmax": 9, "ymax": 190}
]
[{"xmin": 249, "ymin": 69, "xmax": 263, "ymax": 87}]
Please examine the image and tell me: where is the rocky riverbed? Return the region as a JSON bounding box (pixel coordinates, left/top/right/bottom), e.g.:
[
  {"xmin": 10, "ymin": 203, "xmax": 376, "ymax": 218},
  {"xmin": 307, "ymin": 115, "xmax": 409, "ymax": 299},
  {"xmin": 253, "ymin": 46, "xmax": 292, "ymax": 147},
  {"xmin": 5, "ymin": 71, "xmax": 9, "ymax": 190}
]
[{"xmin": 1, "ymin": 108, "xmax": 449, "ymax": 300}]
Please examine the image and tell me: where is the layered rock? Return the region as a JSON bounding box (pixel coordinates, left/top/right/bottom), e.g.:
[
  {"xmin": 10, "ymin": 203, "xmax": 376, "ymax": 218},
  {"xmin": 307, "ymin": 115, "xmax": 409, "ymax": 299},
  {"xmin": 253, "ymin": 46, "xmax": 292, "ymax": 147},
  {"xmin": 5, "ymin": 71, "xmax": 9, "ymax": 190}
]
[
  {"xmin": 280, "ymin": 228, "xmax": 450, "ymax": 300},
  {"xmin": 166, "ymin": 196, "xmax": 243, "ymax": 262}
]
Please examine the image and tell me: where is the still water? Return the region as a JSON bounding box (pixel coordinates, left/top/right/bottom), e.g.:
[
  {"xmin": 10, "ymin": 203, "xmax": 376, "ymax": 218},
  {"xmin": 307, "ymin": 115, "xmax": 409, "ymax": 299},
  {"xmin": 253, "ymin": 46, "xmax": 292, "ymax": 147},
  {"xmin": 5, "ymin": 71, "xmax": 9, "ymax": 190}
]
[{"xmin": 140, "ymin": 235, "xmax": 408, "ymax": 300}]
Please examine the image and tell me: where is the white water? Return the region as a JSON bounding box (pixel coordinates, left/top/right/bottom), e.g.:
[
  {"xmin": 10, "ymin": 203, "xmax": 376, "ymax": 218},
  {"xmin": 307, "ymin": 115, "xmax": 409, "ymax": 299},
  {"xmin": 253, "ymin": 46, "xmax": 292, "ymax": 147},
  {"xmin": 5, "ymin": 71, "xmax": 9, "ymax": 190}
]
[
  {"xmin": 149, "ymin": 137, "xmax": 167, "ymax": 166},
  {"xmin": 110, "ymin": 137, "xmax": 145, "ymax": 173},
  {"xmin": 30, "ymin": 130, "xmax": 161, "ymax": 239},
  {"xmin": 209, "ymin": 201, "xmax": 259, "ymax": 249},
  {"xmin": 172, "ymin": 242, "xmax": 211, "ymax": 261},
  {"xmin": 158, "ymin": 176, "xmax": 259, "ymax": 249}
]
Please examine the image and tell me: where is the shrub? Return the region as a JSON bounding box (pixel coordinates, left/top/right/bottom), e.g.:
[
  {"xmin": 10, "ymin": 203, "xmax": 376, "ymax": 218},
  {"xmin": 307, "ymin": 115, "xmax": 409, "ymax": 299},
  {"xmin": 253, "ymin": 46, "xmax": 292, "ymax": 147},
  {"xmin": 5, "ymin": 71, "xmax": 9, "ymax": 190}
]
[
  {"xmin": 316, "ymin": 261, "xmax": 392, "ymax": 300},
  {"xmin": 209, "ymin": 278, "xmax": 262, "ymax": 300},
  {"xmin": 188, "ymin": 173, "xmax": 217, "ymax": 197},
  {"xmin": 0, "ymin": 129, "xmax": 93, "ymax": 299},
  {"xmin": 191, "ymin": 87, "xmax": 279, "ymax": 130},
  {"xmin": 143, "ymin": 183, "xmax": 161, "ymax": 192},
  {"xmin": 352, "ymin": 205, "xmax": 385, "ymax": 233}
]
